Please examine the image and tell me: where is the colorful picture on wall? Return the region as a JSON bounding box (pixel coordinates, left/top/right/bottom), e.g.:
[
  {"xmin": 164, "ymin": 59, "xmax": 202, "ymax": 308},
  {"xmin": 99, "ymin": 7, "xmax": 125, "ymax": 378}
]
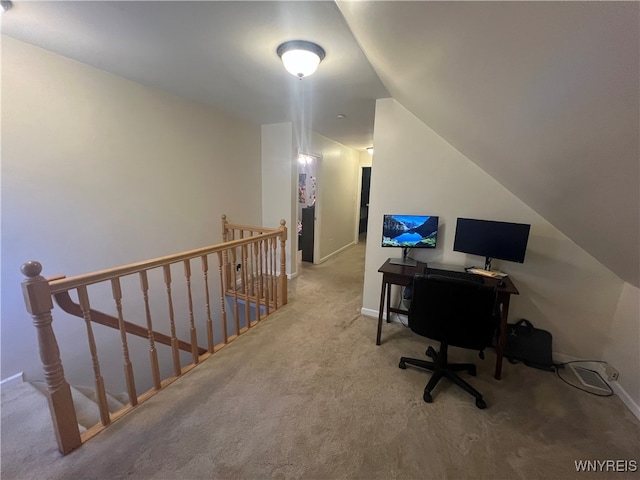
[{"xmin": 299, "ymin": 173, "xmax": 307, "ymax": 204}]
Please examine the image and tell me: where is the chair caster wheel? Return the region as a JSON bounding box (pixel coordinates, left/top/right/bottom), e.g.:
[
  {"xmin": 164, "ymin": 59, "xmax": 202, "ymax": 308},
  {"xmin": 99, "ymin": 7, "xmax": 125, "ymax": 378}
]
[
  {"xmin": 399, "ymin": 361, "xmax": 406, "ymax": 369},
  {"xmin": 468, "ymin": 366, "xmax": 477, "ymax": 376},
  {"xmin": 423, "ymin": 391, "xmax": 433, "ymax": 403},
  {"xmin": 475, "ymin": 398, "xmax": 487, "ymax": 409}
]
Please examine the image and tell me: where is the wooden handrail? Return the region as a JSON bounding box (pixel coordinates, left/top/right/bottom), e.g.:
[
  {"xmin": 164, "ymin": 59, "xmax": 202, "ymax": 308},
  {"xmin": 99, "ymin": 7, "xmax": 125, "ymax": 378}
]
[
  {"xmin": 221, "ymin": 214, "xmax": 282, "ymax": 235},
  {"xmin": 48, "ymin": 230, "xmax": 284, "ymax": 294},
  {"xmin": 53, "ymin": 291, "xmax": 207, "ymax": 356}
]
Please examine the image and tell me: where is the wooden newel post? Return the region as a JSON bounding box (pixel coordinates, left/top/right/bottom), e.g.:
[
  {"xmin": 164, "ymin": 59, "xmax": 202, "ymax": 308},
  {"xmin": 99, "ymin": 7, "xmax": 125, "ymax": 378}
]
[
  {"xmin": 278, "ymin": 219, "xmax": 288, "ymax": 305},
  {"xmin": 21, "ymin": 261, "xmax": 81, "ymax": 455},
  {"xmin": 221, "ymin": 214, "xmax": 229, "ymax": 242}
]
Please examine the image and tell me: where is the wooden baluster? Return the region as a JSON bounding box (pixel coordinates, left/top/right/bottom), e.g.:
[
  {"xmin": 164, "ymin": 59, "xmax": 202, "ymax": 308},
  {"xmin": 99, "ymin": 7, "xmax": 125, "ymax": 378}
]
[
  {"xmin": 251, "ymin": 242, "xmax": 260, "ymax": 306},
  {"xmin": 201, "ymin": 255, "xmax": 214, "ymax": 353},
  {"xmin": 227, "ymin": 237, "xmax": 240, "ymax": 337},
  {"xmin": 221, "ymin": 214, "xmax": 229, "ymax": 242},
  {"xmin": 263, "ymin": 238, "xmax": 271, "ymax": 316},
  {"xmin": 217, "ymin": 251, "xmax": 229, "ymax": 344},
  {"xmin": 110, "ymin": 278, "xmax": 138, "ymax": 406},
  {"xmin": 238, "ymin": 230, "xmax": 244, "ymax": 295},
  {"xmin": 246, "ymin": 238, "xmax": 252, "ymax": 298},
  {"xmin": 247, "ymin": 240, "xmax": 256, "ymax": 297},
  {"xmin": 271, "ymin": 236, "xmax": 278, "ymax": 308},
  {"xmin": 21, "ymin": 261, "xmax": 81, "ymax": 455},
  {"xmin": 246, "ymin": 239, "xmax": 251, "ymax": 298},
  {"xmin": 253, "ymin": 239, "xmax": 260, "ymax": 305},
  {"xmin": 139, "ymin": 271, "xmax": 161, "ymax": 390},
  {"xmin": 232, "ymin": 253, "xmax": 240, "ymax": 337},
  {"xmin": 253, "ymin": 236, "xmax": 259, "ymax": 299},
  {"xmin": 257, "ymin": 238, "xmax": 265, "ymax": 312},
  {"xmin": 222, "ymin": 246, "xmax": 231, "ymax": 296},
  {"xmin": 77, "ymin": 285, "xmax": 111, "ymax": 425},
  {"xmin": 222, "ymin": 215, "xmax": 232, "ymax": 290},
  {"xmin": 184, "ymin": 259, "xmax": 199, "ymax": 364},
  {"xmin": 242, "ymin": 244, "xmax": 251, "ymax": 328},
  {"xmin": 163, "ymin": 265, "xmax": 182, "ymax": 377},
  {"xmin": 279, "ymin": 219, "xmax": 288, "ymax": 306},
  {"xmin": 230, "ymin": 230, "xmax": 237, "ymax": 293}
]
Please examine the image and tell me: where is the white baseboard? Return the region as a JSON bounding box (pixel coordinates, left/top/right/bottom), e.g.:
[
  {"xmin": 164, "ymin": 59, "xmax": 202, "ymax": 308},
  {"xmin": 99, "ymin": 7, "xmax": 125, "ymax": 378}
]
[
  {"xmin": 315, "ymin": 241, "xmax": 357, "ymax": 264},
  {"xmin": 553, "ymin": 352, "xmax": 640, "ymax": 421},
  {"xmin": 360, "ymin": 307, "xmax": 406, "ymax": 324},
  {"xmin": 0, "ymin": 372, "xmax": 25, "ymax": 389},
  {"xmin": 361, "ymin": 307, "xmax": 379, "ymax": 319}
]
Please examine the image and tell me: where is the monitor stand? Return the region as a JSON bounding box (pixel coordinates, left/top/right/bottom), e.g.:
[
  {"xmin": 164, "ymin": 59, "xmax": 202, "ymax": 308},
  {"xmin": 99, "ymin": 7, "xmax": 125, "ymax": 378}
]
[
  {"xmin": 389, "ymin": 247, "xmax": 417, "ymax": 267},
  {"xmin": 466, "ymin": 256, "xmax": 507, "ymax": 278}
]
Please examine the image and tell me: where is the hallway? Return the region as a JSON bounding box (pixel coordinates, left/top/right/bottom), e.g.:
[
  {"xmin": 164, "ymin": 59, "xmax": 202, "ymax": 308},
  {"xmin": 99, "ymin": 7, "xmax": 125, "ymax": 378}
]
[{"xmin": 2, "ymin": 239, "xmax": 639, "ymax": 479}]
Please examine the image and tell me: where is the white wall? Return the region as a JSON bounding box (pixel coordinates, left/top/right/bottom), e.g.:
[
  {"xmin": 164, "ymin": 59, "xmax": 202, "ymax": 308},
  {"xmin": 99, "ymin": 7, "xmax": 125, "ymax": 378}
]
[
  {"xmin": 363, "ymin": 98, "xmax": 638, "ymax": 407},
  {"xmin": 261, "ymin": 124, "xmax": 362, "ymax": 268},
  {"xmin": 603, "ymin": 283, "xmax": 640, "ymax": 409},
  {"xmin": 310, "ymin": 133, "xmax": 361, "ymax": 262},
  {"xmin": 359, "ymin": 150, "xmax": 373, "ymax": 168},
  {"xmin": 262, "ymin": 122, "xmax": 297, "ymax": 278},
  {"xmin": 1, "ymin": 37, "xmax": 263, "ymax": 385}
]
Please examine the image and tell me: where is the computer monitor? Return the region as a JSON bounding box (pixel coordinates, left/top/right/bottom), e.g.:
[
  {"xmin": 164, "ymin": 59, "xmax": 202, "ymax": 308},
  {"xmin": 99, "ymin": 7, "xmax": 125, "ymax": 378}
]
[
  {"xmin": 453, "ymin": 217, "xmax": 531, "ymax": 271},
  {"xmin": 382, "ymin": 214, "xmax": 439, "ymax": 266}
]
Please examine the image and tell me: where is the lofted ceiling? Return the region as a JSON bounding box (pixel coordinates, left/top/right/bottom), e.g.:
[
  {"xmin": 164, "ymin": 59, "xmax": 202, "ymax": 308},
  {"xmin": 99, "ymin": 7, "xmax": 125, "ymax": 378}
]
[
  {"xmin": 1, "ymin": 1, "xmax": 389, "ymax": 151},
  {"xmin": 2, "ymin": 1, "xmax": 638, "ymax": 286},
  {"xmin": 337, "ymin": 1, "xmax": 639, "ymax": 287}
]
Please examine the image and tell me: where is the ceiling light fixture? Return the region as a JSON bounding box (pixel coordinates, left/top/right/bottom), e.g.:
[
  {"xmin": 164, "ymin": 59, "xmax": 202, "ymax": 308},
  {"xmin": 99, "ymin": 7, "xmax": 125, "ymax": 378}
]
[
  {"xmin": 0, "ymin": 0, "xmax": 13, "ymax": 14},
  {"xmin": 367, "ymin": 147, "xmax": 374, "ymax": 155},
  {"xmin": 277, "ymin": 40, "xmax": 325, "ymax": 79},
  {"xmin": 298, "ymin": 154, "xmax": 314, "ymax": 165}
]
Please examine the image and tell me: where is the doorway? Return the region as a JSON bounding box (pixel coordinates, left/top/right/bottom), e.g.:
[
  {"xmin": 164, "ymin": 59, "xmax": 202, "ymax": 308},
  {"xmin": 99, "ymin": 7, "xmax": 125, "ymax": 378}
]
[
  {"xmin": 297, "ymin": 153, "xmax": 319, "ymax": 263},
  {"xmin": 359, "ymin": 166, "xmax": 371, "ymax": 235}
]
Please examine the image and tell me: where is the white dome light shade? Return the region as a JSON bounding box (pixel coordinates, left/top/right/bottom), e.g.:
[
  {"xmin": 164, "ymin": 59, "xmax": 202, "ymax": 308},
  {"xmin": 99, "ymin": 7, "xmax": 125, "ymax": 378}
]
[
  {"xmin": 0, "ymin": 0, "xmax": 13, "ymax": 14},
  {"xmin": 277, "ymin": 40, "xmax": 325, "ymax": 79},
  {"xmin": 281, "ymin": 50, "xmax": 321, "ymax": 78}
]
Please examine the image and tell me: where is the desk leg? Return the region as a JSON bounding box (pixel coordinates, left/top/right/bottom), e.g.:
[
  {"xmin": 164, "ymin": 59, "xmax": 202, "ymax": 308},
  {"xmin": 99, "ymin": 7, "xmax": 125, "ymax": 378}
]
[
  {"xmin": 494, "ymin": 294, "xmax": 511, "ymax": 380},
  {"xmin": 386, "ymin": 283, "xmax": 392, "ymax": 323},
  {"xmin": 377, "ymin": 281, "xmax": 387, "ymax": 345}
]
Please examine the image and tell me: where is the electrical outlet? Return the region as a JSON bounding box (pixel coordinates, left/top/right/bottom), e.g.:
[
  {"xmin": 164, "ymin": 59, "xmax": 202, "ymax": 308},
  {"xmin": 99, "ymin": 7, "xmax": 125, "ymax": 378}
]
[{"xmin": 605, "ymin": 364, "xmax": 619, "ymax": 381}]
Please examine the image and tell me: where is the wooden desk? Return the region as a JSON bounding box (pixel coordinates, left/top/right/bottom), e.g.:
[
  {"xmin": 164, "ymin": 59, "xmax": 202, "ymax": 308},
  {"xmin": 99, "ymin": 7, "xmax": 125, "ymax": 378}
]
[{"xmin": 376, "ymin": 259, "xmax": 519, "ymax": 380}]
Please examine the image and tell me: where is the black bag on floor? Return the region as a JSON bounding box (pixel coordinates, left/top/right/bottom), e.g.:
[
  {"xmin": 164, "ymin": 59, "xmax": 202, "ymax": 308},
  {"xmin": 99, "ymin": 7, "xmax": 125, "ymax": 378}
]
[{"xmin": 504, "ymin": 319, "xmax": 555, "ymax": 372}]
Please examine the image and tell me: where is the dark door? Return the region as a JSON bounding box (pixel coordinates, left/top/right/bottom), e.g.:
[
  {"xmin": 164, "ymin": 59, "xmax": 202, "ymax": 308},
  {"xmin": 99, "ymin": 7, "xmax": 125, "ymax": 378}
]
[
  {"xmin": 359, "ymin": 167, "xmax": 371, "ymax": 234},
  {"xmin": 301, "ymin": 205, "xmax": 315, "ymax": 262}
]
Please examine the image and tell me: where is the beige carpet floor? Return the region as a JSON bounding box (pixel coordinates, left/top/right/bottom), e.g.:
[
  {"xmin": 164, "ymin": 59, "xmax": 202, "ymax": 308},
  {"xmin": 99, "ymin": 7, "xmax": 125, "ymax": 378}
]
[{"xmin": 2, "ymin": 239, "xmax": 639, "ymax": 479}]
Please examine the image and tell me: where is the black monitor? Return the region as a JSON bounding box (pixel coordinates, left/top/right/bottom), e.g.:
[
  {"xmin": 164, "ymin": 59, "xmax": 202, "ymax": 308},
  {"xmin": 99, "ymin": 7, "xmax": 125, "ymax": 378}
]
[
  {"xmin": 453, "ymin": 217, "xmax": 531, "ymax": 271},
  {"xmin": 382, "ymin": 214, "xmax": 439, "ymax": 266}
]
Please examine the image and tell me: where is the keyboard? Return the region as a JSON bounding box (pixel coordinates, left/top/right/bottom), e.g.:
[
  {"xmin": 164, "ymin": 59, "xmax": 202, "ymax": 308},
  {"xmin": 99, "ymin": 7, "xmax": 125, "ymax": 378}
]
[{"xmin": 426, "ymin": 268, "xmax": 485, "ymax": 284}]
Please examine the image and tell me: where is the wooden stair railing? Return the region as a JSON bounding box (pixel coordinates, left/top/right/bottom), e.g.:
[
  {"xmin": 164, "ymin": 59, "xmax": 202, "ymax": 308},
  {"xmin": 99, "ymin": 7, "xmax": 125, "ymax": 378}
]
[
  {"xmin": 52, "ymin": 291, "xmax": 207, "ymax": 357},
  {"xmin": 21, "ymin": 216, "xmax": 287, "ymax": 455},
  {"xmin": 221, "ymin": 215, "xmax": 288, "ymax": 322}
]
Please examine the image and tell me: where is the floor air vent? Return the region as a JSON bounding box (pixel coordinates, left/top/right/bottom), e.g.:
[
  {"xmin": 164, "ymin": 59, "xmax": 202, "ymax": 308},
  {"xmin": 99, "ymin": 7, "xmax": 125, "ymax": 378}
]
[{"xmin": 570, "ymin": 365, "xmax": 611, "ymax": 393}]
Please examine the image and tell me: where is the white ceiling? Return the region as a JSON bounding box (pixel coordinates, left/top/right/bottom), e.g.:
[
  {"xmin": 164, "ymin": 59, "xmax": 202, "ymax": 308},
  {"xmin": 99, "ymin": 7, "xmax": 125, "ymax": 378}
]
[
  {"xmin": 1, "ymin": 1, "xmax": 389, "ymax": 150},
  {"xmin": 2, "ymin": 1, "xmax": 638, "ymax": 286}
]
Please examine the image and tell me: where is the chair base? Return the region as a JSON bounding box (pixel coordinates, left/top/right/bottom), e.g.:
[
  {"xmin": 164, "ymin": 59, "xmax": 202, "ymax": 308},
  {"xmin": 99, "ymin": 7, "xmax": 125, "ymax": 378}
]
[{"xmin": 399, "ymin": 345, "xmax": 487, "ymax": 409}]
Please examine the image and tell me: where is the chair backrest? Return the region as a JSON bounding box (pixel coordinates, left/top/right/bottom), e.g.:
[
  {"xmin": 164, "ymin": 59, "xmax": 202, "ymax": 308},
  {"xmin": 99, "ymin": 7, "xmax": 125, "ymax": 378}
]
[{"xmin": 408, "ymin": 274, "xmax": 498, "ymax": 350}]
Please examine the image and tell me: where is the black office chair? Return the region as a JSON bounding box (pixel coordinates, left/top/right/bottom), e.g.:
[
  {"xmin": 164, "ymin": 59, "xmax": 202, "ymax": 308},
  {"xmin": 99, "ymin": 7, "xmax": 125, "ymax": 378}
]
[{"xmin": 399, "ymin": 274, "xmax": 497, "ymax": 409}]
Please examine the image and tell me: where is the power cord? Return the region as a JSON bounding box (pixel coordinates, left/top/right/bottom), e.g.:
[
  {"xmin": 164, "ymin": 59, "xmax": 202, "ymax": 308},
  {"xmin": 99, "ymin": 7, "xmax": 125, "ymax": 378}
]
[
  {"xmin": 554, "ymin": 360, "xmax": 614, "ymax": 397},
  {"xmin": 396, "ymin": 286, "xmax": 409, "ymax": 327}
]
